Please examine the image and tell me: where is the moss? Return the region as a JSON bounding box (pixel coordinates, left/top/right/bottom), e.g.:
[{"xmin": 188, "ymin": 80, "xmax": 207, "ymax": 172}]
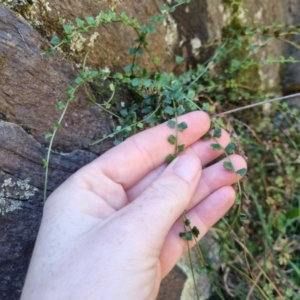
[
  {"xmin": 222, "ymin": 0, "xmax": 244, "ymax": 13},
  {"xmin": 219, "ymin": 16, "xmax": 261, "ymax": 101}
]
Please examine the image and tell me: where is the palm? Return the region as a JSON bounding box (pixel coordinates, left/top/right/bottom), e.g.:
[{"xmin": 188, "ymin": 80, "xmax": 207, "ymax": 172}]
[{"xmin": 23, "ymin": 112, "xmax": 246, "ymax": 299}]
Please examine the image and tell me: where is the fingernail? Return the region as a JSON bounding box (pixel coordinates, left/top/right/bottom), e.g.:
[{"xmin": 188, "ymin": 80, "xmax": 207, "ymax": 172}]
[{"xmin": 173, "ymin": 154, "xmax": 201, "ymax": 182}]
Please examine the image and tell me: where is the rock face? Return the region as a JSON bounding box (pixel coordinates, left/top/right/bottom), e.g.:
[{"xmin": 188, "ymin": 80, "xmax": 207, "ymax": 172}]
[
  {"xmin": 0, "ymin": 121, "xmax": 98, "ymax": 299},
  {"xmin": 0, "ymin": 1, "xmax": 296, "ymax": 299},
  {"xmin": 281, "ymin": 0, "xmax": 300, "ymax": 107},
  {"xmin": 1, "ymin": 0, "xmax": 209, "ymax": 74},
  {"xmin": 0, "ymin": 6, "xmax": 115, "ymax": 154}
]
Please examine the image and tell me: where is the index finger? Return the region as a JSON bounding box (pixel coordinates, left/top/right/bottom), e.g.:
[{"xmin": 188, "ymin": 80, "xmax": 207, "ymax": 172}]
[{"xmin": 80, "ymin": 111, "xmax": 210, "ymax": 189}]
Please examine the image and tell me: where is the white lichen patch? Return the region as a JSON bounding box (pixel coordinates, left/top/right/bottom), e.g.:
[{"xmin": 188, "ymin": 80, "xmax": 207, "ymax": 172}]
[
  {"xmin": 190, "ymin": 37, "xmax": 202, "ymax": 56},
  {"xmin": 70, "ymin": 33, "xmax": 87, "ymax": 53},
  {"xmin": 177, "ymin": 251, "xmax": 211, "ymax": 300},
  {"xmin": 220, "ymin": 4, "xmax": 231, "ymax": 24},
  {"xmin": 87, "ymin": 32, "xmax": 100, "ymax": 48},
  {"xmin": 1, "ymin": 0, "xmax": 39, "ymax": 23},
  {"xmin": 238, "ymin": 7, "xmax": 246, "ymax": 21},
  {"xmin": 0, "ymin": 178, "xmax": 38, "ymax": 215},
  {"xmin": 44, "ymin": 1, "xmax": 51, "ymax": 12},
  {"xmin": 163, "ymin": 13, "xmax": 178, "ymax": 53},
  {"xmin": 218, "ymin": 3, "xmax": 224, "ymax": 14},
  {"xmin": 255, "ymin": 7, "xmax": 263, "ymax": 20}
]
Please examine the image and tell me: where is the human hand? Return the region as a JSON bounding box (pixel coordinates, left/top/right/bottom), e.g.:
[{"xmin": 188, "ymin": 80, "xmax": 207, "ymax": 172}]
[{"xmin": 21, "ymin": 111, "xmax": 247, "ymax": 300}]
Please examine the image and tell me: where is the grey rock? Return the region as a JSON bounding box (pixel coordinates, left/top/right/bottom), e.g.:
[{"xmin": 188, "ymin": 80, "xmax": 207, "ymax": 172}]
[{"xmin": 0, "ymin": 121, "xmax": 97, "ymax": 299}]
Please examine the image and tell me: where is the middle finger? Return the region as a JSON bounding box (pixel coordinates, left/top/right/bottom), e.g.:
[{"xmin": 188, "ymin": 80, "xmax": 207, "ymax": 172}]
[{"xmin": 126, "ymin": 129, "xmax": 231, "ymax": 201}]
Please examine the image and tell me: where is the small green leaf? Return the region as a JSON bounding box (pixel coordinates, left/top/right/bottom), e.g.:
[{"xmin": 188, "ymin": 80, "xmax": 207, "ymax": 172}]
[
  {"xmin": 178, "ymin": 122, "xmax": 188, "ymax": 132},
  {"xmin": 164, "ymin": 106, "xmax": 174, "ymax": 115},
  {"xmin": 68, "ymin": 94, "xmax": 75, "ymax": 101},
  {"xmin": 202, "ymin": 103, "xmax": 210, "ymax": 111},
  {"xmin": 174, "ymin": 91, "xmax": 184, "ymax": 102},
  {"xmin": 167, "ymin": 119, "xmax": 176, "ymax": 128},
  {"xmin": 213, "ymin": 127, "xmax": 222, "ymax": 138},
  {"xmin": 163, "ymin": 97, "xmax": 172, "ymax": 104},
  {"xmin": 76, "ymin": 18, "xmax": 85, "ymax": 28},
  {"xmin": 191, "ymin": 226, "xmax": 200, "ymax": 238},
  {"xmin": 131, "ymin": 78, "xmax": 141, "ymax": 87},
  {"xmin": 285, "ymin": 208, "xmax": 300, "ymax": 219},
  {"xmin": 205, "ymin": 263, "xmax": 214, "ymax": 273},
  {"xmin": 120, "ymin": 12, "xmax": 129, "ymax": 22},
  {"xmin": 137, "ymin": 122, "xmax": 144, "ymax": 129},
  {"xmin": 44, "ymin": 132, "xmax": 53, "ymax": 139},
  {"xmin": 63, "ymin": 24, "xmax": 73, "ymax": 35},
  {"xmin": 177, "ymin": 105, "xmax": 185, "ymax": 115},
  {"xmin": 168, "ymin": 135, "xmax": 177, "ymax": 145},
  {"xmin": 81, "ymin": 71, "xmax": 89, "ymax": 79},
  {"xmin": 239, "ymin": 214, "xmax": 248, "ymax": 222},
  {"xmin": 236, "ymin": 168, "xmax": 247, "ymax": 176},
  {"xmin": 184, "ymin": 219, "xmax": 190, "ymax": 226},
  {"xmin": 113, "ymin": 72, "xmax": 124, "ymax": 80},
  {"xmin": 152, "ymin": 56, "xmax": 160, "ymax": 64},
  {"xmin": 223, "ymin": 161, "xmax": 234, "ymax": 171},
  {"xmin": 166, "ymin": 154, "xmax": 176, "ymax": 163},
  {"xmin": 141, "ymin": 106, "xmax": 152, "ymax": 114},
  {"xmin": 109, "ymin": 83, "xmax": 115, "ymax": 91},
  {"xmin": 145, "ymin": 115, "xmax": 157, "ymax": 123},
  {"xmin": 197, "ymin": 267, "xmax": 206, "ymax": 276},
  {"xmin": 113, "ymin": 139, "xmax": 122, "ymax": 146},
  {"xmin": 143, "ymin": 79, "xmax": 152, "ymax": 88},
  {"xmin": 187, "ymin": 89, "xmax": 195, "ymax": 100},
  {"xmin": 179, "ymin": 231, "xmax": 193, "ymax": 241},
  {"xmin": 177, "ymin": 144, "xmax": 185, "ymax": 153},
  {"xmin": 87, "ymin": 70, "xmax": 97, "ymax": 79},
  {"xmin": 175, "ymin": 55, "xmax": 185, "ymax": 64},
  {"xmin": 74, "ymin": 77, "xmax": 84, "ymax": 84},
  {"xmin": 141, "ymin": 24, "xmax": 155, "ymax": 33},
  {"xmin": 124, "ymin": 64, "xmax": 133, "ymax": 73},
  {"xmin": 42, "ymin": 159, "xmax": 48, "ymax": 168},
  {"xmin": 225, "ymin": 142, "xmax": 236, "ymax": 154},
  {"xmin": 149, "ymin": 14, "xmax": 164, "ymax": 23},
  {"xmin": 50, "ymin": 36, "xmax": 60, "ymax": 45},
  {"xmin": 210, "ymin": 143, "xmax": 223, "ymax": 150},
  {"xmin": 201, "ymin": 133, "xmax": 212, "ymax": 141},
  {"xmin": 56, "ymin": 101, "xmax": 65, "ymax": 110},
  {"xmin": 235, "ymin": 193, "xmax": 242, "ymax": 204},
  {"xmin": 85, "ymin": 16, "xmax": 95, "ymax": 25},
  {"xmin": 128, "ymin": 47, "xmax": 143, "ymax": 56},
  {"xmin": 54, "ymin": 121, "xmax": 60, "ymax": 130},
  {"xmin": 120, "ymin": 109, "xmax": 128, "ymax": 117},
  {"xmin": 66, "ymin": 85, "xmax": 75, "ymax": 93},
  {"xmin": 161, "ymin": 4, "xmax": 172, "ymax": 13}
]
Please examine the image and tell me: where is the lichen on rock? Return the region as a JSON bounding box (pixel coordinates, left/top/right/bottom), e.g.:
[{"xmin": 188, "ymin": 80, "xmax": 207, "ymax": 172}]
[{"xmin": 0, "ymin": 178, "xmax": 38, "ymax": 215}]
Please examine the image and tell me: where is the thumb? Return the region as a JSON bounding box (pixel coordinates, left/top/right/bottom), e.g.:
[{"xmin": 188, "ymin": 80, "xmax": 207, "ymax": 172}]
[{"xmin": 127, "ymin": 153, "xmax": 202, "ymax": 244}]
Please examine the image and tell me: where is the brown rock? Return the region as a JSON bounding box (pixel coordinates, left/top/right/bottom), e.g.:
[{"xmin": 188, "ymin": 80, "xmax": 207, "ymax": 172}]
[
  {"xmin": 0, "ymin": 5, "xmax": 114, "ymax": 154},
  {"xmin": 1, "ymin": 0, "xmax": 219, "ymax": 74}
]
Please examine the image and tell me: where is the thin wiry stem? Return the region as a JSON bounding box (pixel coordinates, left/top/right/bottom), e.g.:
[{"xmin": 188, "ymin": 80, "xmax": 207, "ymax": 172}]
[{"xmin": 212, "ymin": 93, "xmax": 300, "ymax": 117}]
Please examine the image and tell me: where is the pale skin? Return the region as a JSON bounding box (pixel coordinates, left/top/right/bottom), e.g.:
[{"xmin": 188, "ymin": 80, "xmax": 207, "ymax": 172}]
[{"xmin": 21, "ymin": 111, "xmax": 247, "ymax": 300}]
